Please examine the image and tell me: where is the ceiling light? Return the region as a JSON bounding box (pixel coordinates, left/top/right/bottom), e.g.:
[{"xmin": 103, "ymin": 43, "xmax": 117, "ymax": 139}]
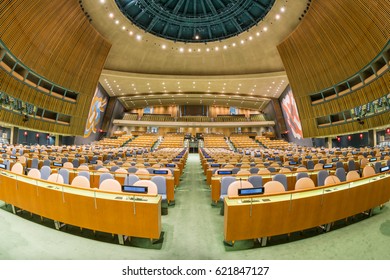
[
  {"xmin": 195, "ymin": 35, "xmax": 199, "ymax": 40},
  {"xmin": 197, "ymin": 48, "xmax": 201, "ymax": 52},
  {"xmin": 129, "ymin": 31, "xmax": 133, "ymax": 36},
  {"xmin": 215, "ymin": 47, "xmax": 219, "ymax": 51},
  {"xmin": 223, "ymin": 45, "xmax": 227, "ymax": 49},
  {"xmin": 188, "ymin": 48, "xmax": 192, "ymax": 52},
  {"xmin": 240, "ymin": 40, "xmax": 245, "ymax": 44},
  {"xmin": 136, "ymin": 35, "xmax": 142, "ymax": 41},
  {"xmin": 249, "ymin": 36, "xmax": 253, "ymax": 40},
  {"xmin": 109, "ymin": 13, "xmax": 114, "ymax": 18},
  {"xmin": 263, "ymin": 27, "xmax": 268, "ymax": 32},
  {"xmin": 179, "ymin": 47, "xmax": 184, "ymax": 53},
  {"xmin": 161, "ymin": 45, "xmax": 166, "ymax": 49},
  {"xmin": 115, "ymin": 20, "xmax": 119, "ymax": 25},
  {"xmin": 275, "ymin": 14, "xmax": 281, "ymax": 20},
  {"xmin": 232, "ymin": 43, "xmax": 236, "ymax": 47},
  {"xmin": 122, "ymin": 26, "xmax": 126, "ymax": 30},
  {"xmin": 206, "ymin": 48, "xmax": 210, "ymax": 52},
  {"xmin": 256, "ymin": 32, "xmax": 260, "ymax": 36},
  {"xmin": 281, "ymin": 7, "xmax": 286, "ymax": 13}
]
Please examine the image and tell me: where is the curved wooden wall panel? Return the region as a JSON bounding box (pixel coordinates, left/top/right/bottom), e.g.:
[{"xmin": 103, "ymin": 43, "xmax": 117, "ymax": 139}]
[
  {"xmin": 0, "ymin": 0, "xmax": 111, "ymax": 135},
  {"xmin": 278, "ymin": 0, "xmax": 390, "ymax": 137}
]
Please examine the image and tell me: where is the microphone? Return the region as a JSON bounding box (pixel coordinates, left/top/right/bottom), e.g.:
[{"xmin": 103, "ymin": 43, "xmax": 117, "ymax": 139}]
[{"xmin": 239, "ymin": 177, "xmax": 242, "ymax": 188}]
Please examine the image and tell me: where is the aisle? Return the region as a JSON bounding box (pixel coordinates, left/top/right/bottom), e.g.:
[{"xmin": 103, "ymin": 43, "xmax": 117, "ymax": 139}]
[{"xmin": 161, "ymin": 153, "xmax": 225, "ymax": 259}]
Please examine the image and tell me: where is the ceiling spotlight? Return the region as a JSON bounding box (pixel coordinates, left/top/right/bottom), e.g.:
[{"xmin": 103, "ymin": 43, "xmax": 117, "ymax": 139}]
[
  {"xmin": 195, "ymin": 35, "xmax": 200, "ymax": 40},
  {"xmin": 179, "ymin": 47, "xmax": 184, "ymax": 53},
  {"xmin": 275, "ymin": 14, "xmax": 281, "ymax": 20},
  {"xmin": 136, "ymin": 34, "xmax": 142, "ymax": 41},
  {"xmin": 281, "ymin": 7, "xmax": 286, "ymax": 13},
  {"xmin": 263, "ymin": 26, "xmax": 268, "ymax": 32},
  {"xmin": 109, "ymin": 13, "xmax": 114, "ymax": 18},
  {"xmin": 161, "ymin": 45, "xmax": 166, "ymax": 49}
]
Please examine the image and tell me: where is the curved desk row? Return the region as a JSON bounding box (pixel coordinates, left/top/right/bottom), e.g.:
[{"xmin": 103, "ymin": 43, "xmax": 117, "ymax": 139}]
[
  {"xmin": 0, "ymin": 170, "xmax": 162, "ymax": 244},
  {"xmin": 223, "ymin": 172, "xmax": 390, "ymax": 245}
]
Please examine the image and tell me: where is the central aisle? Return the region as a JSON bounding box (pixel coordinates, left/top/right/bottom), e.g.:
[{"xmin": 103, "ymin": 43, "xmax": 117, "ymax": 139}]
[{"xmin": 161, "ymin": 153, "xmax": 225, "ymax": 259}]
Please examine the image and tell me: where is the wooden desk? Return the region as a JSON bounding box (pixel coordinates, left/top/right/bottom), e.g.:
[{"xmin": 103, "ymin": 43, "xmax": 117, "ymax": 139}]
[
  {"xmin": 0, "ymin": 170, "xmax": 162, "ymax": 243},
  {"xmin": 224, "ymin": 173, "xmax": 390, "ymax": 244}
]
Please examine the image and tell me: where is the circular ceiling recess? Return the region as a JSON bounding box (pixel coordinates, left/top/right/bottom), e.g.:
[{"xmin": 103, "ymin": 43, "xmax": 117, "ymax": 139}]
[{"xmin": 115, "ymin": 0, "xmax": 276, "ymax": 43}]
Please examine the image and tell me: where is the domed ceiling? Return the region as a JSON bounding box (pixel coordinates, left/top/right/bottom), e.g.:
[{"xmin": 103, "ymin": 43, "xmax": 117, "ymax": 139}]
[{"xmin": 115, "ymin": 0, "xmax": 275, "ymax": 43}]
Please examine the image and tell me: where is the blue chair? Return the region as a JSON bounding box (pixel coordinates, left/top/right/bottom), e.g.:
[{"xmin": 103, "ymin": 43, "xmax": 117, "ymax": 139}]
[
  {"xmin": 31, "ymin": 158, "xmax": 39, "ymax": 169},
  {"xmin": 232, "ymin": 167, "xmax": 240, "ymax": 174},
  {"xmin": 146, "ymin": 168, "xmax": 154, "ymax": 174},
  {"xmin": 374, "ymin": 162, "xmax": 382, "ymax": 173},
  {"xmin": 151, "ymin": 176, "xmax": 167, "ymax": 201},
  {"xmin": 78, "ymin": 171, "xmax": 90, "ymax": 181},
  {"xmin": 40, "ymin": 166, "xmax": 51, "ymax": 180},
  {"xmin": 272, "ymin": 174, "xmax": 288, "ymax": 191},
  {"xmin": 267, "ymin": 167, "xmax": 276, "ymax": 173},
  {"xmin": 220, "ymin": 177, "xmax": 236, "ymax": 201},
  {"xmin": 335, "ymin": 168, "xmax": 346, "ymax": 182},
  {"xmin": 124, "ymin": 174, "xmax": 139, "ymax": 185},
  {"xmin": 58, "ymin": 168, "xmax": 70, "ymax": 185},
  {"xmin": 317, "ymin": 170, "xmax": 329, "ymax": 187},
  {"xmin": 348, "ymin": 160, "xmax": 356, "ymax": 171},
  {"xmin": 72, "ymin": 158, "xmax": 80, "ymax": 168},
  {"xmin": 94, "ymin": 165, "xmax": 103, "ymax": 170},
  {"xmin": 296, "ymin": 172, "xmax": 309, "ymax": 181},
  {"xmin": 307, "ymin": 160, "xmax": 315, "ymax": 170},
  {"xmin": 335, "ymin": 161, "xmax": 344, "ymax": 169},
  {"xmin": 99, "ymin": 173, "xmax": 113, "ymax": 185},
  {"xmin": 61, "ymin": 157, "xmax": 68, "ymax": 164},
  {"xmin": 43, "ymin": 159, "xmax": 51, "ymax": 167},
  {"xmin": 110, "ymin": 166, "xmax": 120, "ymax": 172},
  {"xmin": 127, "ymin": 167, "xmax": 138, "ymax": 173},
  {"xmin": 248, "ymin": 175, "xmax": 263, "ymax": 188},
  {"xmin": 249, "ymin": 167, "xmax": 259, "ymax": 174}
]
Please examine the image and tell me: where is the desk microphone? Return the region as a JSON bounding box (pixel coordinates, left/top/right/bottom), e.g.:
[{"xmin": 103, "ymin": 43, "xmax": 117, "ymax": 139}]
[{"xmin": 239, "ymin": 177, "xmax": 242, "ymax": 188}]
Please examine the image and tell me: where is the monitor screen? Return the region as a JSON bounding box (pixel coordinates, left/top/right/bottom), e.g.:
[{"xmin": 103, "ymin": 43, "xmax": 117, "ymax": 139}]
[
  {"xmin": 75, "ymin": 154, "xmax": 81, "ymax": 157},
  {"xmin": 210, "ymin": 164, "xmax": 220, "ymax": 167},
  {"xmin": 173, "ymin": 158, "xmax": 180, "ymax": 162},
  {"xmin": 122, "ymin": 185, "xmax": 148, "ymax": 194},
  {"xmin": 53, "ymin": 162, "xmax": 63, "ymax": 167},
  {"xmin": 0, "ymin": 163, "xmax": 7, "ymax": 169},
  {"xmin": 166, "ymin": 164, "xmax": 175, "ymax": 168},
  {"xmin": 332, "ymin": 158, "xmax": 339, "ymax": 162},
  {"xmin": 323, "ymin": 164, "xmax": 333, "ymax": 169},
  {"xmin": 217, "ymin": 170, "xmax": 232, "ymax": 175},
  {"xmin": 380, "ymin": 166, "xmax": 390, "ymax": 173},
  {"xmin": 238, "ymin": 187, "xmax": 264, "ymax": 196},
  {"xmin": 381, "ymin": 152, "xmax": 387, "ymax": 156},
  {"xmin": 289, "ymin": 161, "xmax": 297, "ymax": 165},
  {"xmin": 90, "ymin": 160, "xmax": 97, "ymax": 164},
  {"xmin": 207, "ymin": 159, "xmax": 214, "ymax": 162},
  {"xmin": 49, "ymin": 156, "xmax": 56, "ymax": 160},
  {"xmin": 305, "ymin": 156, "xmax": 311, "ymax": 159},
  {"xmin": 9, "ymin": 155, "xmax": 17, "ymax": 159},
  {"xmin": 267, "ymin": 157, "xmax": 275, "ymax": 161},
  {"xmin": 153, "ymin": 170, "xmax": 168, "ymax": 175},
  {"xmin": 369, "ymin": 158, "xmax": 377, "ymax": 162}
]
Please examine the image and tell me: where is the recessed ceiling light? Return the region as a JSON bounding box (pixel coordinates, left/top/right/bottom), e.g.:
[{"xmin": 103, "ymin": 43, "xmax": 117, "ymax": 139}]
[
  {"xmin": 249, "ymin": 36, "xmax": 253, "ymax": 40},
  {"xmin": 275, "ymin": 14, "xmax": 281, "ymax": 20},
  {"xmin": 129, "ymin": 31, "xmax": 133, "ymax": 36},
  {"xmin": 162, "ymin": 45, "xmax": 166, "ymax": 49},
  {"xmin": 136, "ymin": 35, "xmax": 142, "ymax": 41},
  {"xmin": 223, "ymin": 45, "xmax": 227, "ymax": 49},
  {"xmin": 215, "ymin": 47, "xmax": 219, "ymax": 51},
  {"xmin": 100, "ymin": 0, "xmax": 106, "ymax": 4},
  {"xmin": 115, "ymin": 20, "xmax": 119, "ymax": 25},
  {"xmin": 256, "ymin": 32, "xmax": 260, "ymax": 36},
  {"xmin": 206, "ymin": 48, "xmax": 210, "ymax": 52},
  {"xmin": 240, "ymin": 40, "xmax": 245, "ymax": 44},
  {"xmin": 281, "ymin": 7, "xmax": 286, "ymax": 13},
  {"xmin": 232, "ymin": 43, "xmax": 236, "ymax": 47},
  {"xmin": 122, "ymin": 26, "xmax": 126, "ymax": 30},
  {"xmin": 109, "ymin": 13, "xmax": 114, "ymax": 18},
  {"xmin": 179, "ymin": 47, "xmax": 184, "ymax": 53}
]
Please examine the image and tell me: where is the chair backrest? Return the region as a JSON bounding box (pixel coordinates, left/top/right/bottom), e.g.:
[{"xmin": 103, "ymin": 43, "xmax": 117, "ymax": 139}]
[
  {"xmin": 296, "ymin": 166, "xmax": 308, "ymax": 172},
  {"xmin": 313, "ymin": 163, "xmax": 323, "ymax": 170},
  {"xmin": 264, "ymin": 181, "xmax": 285, "ymax": 194},
  {"xmin": 63, "ymin": 162, "xmax": 74, "ymax": 169},
  {"xmin": 40, "ymin": 166, "xmax": 52, "ymax": 180},
  {"xmin": 99, "ymin": 178, "xmax": 122, "ymax": 192},
  {"xmin": 27, "ymin": 168, "xmax": 41, "ymax": 179},
  {"xmin": 78, "ymin": 170, "xmax": 90, "ymax": 180},
  {"xmin": 133, "ymin": 180, "xmax": 158, "ymax": 195},
  {"xmin": 31, "ymin": 158, "xmax": 39, "ymax": 169},
  {"xmin": 220, "ymin": 176, "xmax": 236, "ymax": 197},
  {"xmin": 258, "ymin": 168, "xmax": 271, "ymax": 175},
  {"xmin": 249, "ymin": 167, "xmax": 259, "ymax": 174},
  {"xmin": 272, "ymin": 173, "xmax": 288, "ymax": 191},
  {"xmin": 71, "ymin": 175, "xmax": 90, "ymax": 188},
  {"xmin": 151, "ymin": 176, "xmax": 167, "ymax": 195},
  {"xmin": 58, "ymin": 168, "xmax": 70, "ymax": 184},
  {"xmin": 124, "ymin": 174, "xmax": 139, "ymax": 185},
  {"xmin": 231, "ymin": 167, "xmax": 240, "ymax": 174},
  {"xmin": 306, "ymin": 160, "xmax": 314, "ymax": 170},
  {"xmin": 346, "ymin": 170, "xmax": 360, "ymax": 181},
  {"xmin": 296, "ymin": 172, "xmax": 309, "ymax": 181},
  {"xmin": 317, "ymin": 170, "xmax": 329, "ymax": 187},
  {"xmin": 348, "ymin": 160, "xmax": 356, "ymax": 171},
  {"xmin": 267, "ymin": 167, "xmax": 276, "ymax": 173},
  {"xmin": 279, "ymin": 167, "xmax": 291, "ymax": 173},
  {"xmin": 374, "ymin": 162, "xmax": 382, "ymax": 173},
  {"xmin": 11, "ymin": 162, "xmax": 24, "ymax": 174},
  {"xmin": 324, "ymin": 175, "xmax": 341, "ymax": 186},
  {"xmin": 72, "ymin": 158, "xmax": 80, "ymax": 168},
  {"xmin": 127, "ymin": 167, "xmax": 138, "ymax": 173},
  {"xmin": 335, "ymin": 167, "xmax": 346, "ymax": 182},
  {"xmin": 18, "ymin": 155, "xmax": 27, "ymax": 164},
  {"xmin": 362, "ymin": 166, "xmax": 376, "ymax": 177},
  {"xmin": 110, "ymin": 166, "xmax": 120, "ymax": 172},
  {"xmin": 227, "ymin": 180, "xmax": 253, "ymax": 196},
  {"xmin": 99, "ymin": 173, "xmax": 114, "ymax": 185},
  {"xmin": 47, "ymin": 173, "xmax": 64, "ymax": 184},
  {"xmin": 77, "ymin": 165, "xmax": 89, "ymax": 171},
  {"xmin": 98, "ymin": 167, "xmax": 109, "ymax": 172},
  {"xmin": 135, "ymin": 168, "xmax": 149, "ymax": 175},
  {"xmin": 115, "ymin": 168, "xmax": 128, "ymax": 174},
  {"xmin": 295, "ymin": 177, "xmax": 315, "ymax": 190},
  {"xmin": 248, "ymin": 175, "xmax": 263, "ymax": 188},
  {"xmin": 237, "ymin": 169, "xmax": 250, "ymax": 176},
  {"xmin": 335, "ymin": 161, "xmax": 344, "ymax": 169}
]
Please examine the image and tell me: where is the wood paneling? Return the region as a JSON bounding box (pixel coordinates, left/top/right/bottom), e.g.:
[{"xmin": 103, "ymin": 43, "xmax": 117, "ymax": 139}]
[
  {"xmin": 0, "ymin": 0, "xmax": 111, "ymax": 135},
  {"xmin": 278, "ymin": 0, "xmax": 390, "ymax": 137}
]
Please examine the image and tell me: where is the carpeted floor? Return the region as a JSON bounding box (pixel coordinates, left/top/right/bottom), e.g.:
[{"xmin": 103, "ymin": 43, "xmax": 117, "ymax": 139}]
[{"xmin": 1, "ymin": 153, "xmax": 390, "ymax": 259}]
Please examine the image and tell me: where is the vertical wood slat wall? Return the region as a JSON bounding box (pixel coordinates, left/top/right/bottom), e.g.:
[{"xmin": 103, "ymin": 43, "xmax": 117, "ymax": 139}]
[
  {"xmin": 0, "ymin": 0, "xmax": 111, "ymax": 135},
  {"xmin": 277, "ymin": 0, "xmax": 390, "ymax": 138}
]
